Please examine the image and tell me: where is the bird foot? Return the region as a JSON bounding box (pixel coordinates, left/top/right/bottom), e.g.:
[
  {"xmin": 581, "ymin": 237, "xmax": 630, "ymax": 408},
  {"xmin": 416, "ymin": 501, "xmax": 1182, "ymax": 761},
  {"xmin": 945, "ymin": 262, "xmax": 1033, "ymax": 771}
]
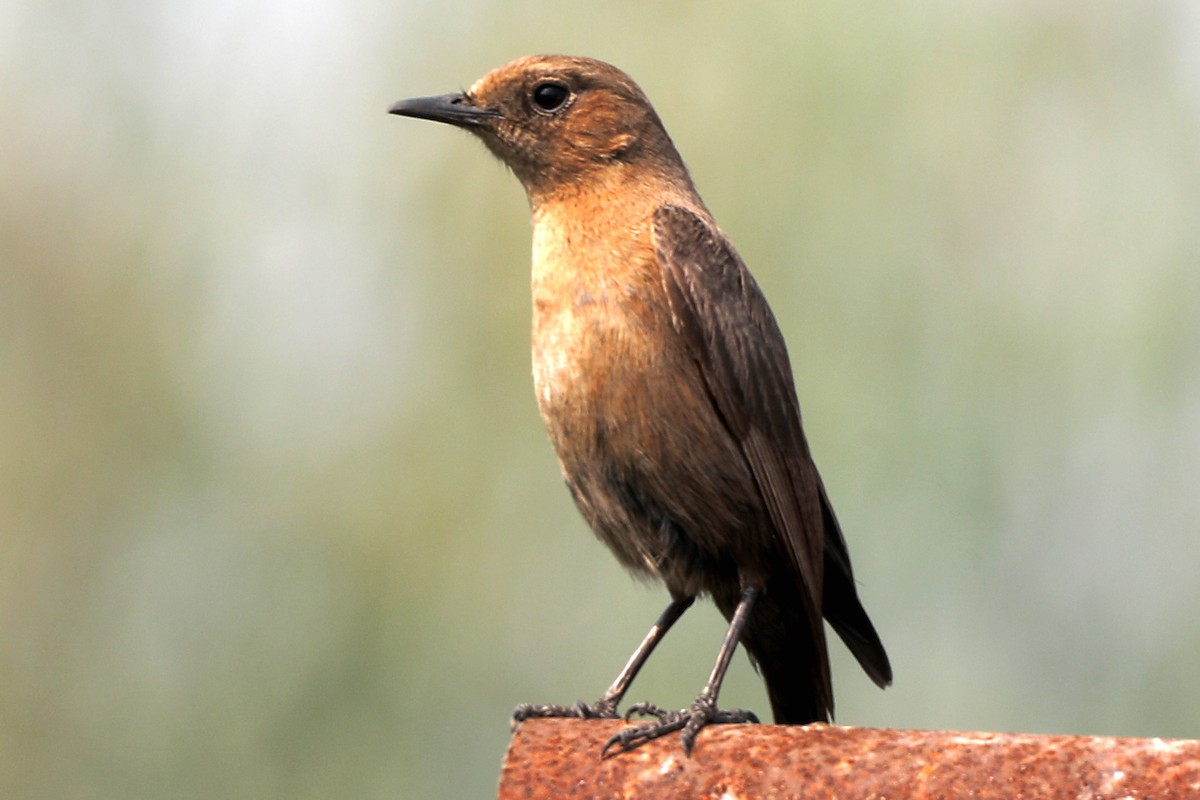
[
  {"xmin": 511, "ymin": 698, "xmax": 620, "ymax": 728},
  {"xmin": 622, "ymin": 701, "xmax": 671, "ymax": 721},
  {"xmin": 602, "ymin": 698, "xmax": 759, "ymax": 756}
]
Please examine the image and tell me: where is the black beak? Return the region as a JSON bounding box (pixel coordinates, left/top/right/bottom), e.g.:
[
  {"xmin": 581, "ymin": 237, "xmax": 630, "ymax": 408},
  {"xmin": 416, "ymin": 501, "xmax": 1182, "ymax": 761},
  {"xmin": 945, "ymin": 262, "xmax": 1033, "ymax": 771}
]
[{"xmin": 387, "ymin": 93, "xmax": 501, "ymax": 127}]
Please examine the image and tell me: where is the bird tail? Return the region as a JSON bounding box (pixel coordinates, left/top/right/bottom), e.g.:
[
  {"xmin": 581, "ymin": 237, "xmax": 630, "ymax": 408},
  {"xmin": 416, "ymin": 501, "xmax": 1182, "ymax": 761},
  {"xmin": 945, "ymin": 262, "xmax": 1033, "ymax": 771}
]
[
  {"xmin": 823, "ymin": 565, "xmax": 893, "ymax": 689},
  {"xmin": 819, "ymin": 487, "xmax": 893, "ymax": 690},
  {"xmin": 719, "ymin": 578, "xmax": 833, "ymax": 724}
]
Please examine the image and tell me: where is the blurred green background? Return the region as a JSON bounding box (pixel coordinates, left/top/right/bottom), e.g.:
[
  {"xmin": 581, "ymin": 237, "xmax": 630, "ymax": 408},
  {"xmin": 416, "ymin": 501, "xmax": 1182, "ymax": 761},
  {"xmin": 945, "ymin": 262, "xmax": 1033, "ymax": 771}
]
[{"xmin": 3, "ymin": 1, "xmax": 1199, "ymax": 797}]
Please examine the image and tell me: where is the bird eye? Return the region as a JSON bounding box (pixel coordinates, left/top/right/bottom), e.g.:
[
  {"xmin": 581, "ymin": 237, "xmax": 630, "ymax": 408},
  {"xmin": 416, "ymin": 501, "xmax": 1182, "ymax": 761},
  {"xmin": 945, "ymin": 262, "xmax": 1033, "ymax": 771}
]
[{"xmin": 531, "ymin": 81, "xmax": 570, "ymax": 113}]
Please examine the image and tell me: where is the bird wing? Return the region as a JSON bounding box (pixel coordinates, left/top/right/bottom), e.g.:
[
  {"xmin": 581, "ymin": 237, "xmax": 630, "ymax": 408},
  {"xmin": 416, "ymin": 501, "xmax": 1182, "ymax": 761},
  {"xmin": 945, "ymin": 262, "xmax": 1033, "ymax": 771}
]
[{"xmin": 652, "ymin": 204, "xmax": 825, "ymax": 617}]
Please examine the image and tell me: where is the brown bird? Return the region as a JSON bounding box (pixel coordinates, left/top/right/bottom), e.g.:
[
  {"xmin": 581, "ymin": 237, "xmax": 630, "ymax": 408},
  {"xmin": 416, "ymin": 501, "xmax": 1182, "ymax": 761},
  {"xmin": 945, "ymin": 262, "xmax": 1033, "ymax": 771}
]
[{"xmin": 389, "ymin": 55, "xmax": 891, "ymax": 755}]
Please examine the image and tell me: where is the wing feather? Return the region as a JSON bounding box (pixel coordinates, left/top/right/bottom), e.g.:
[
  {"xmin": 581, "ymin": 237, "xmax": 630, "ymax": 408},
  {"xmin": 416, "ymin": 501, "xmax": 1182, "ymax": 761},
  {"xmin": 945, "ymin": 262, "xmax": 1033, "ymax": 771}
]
[{"xmin": 653, "ymin": 204, "xmax": 824, "ymax": 616}]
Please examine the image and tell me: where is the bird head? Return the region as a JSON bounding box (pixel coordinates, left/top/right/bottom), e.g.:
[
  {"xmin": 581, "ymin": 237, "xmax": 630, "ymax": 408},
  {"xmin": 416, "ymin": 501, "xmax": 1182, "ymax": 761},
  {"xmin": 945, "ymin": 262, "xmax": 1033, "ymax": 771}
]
[{"xmin": 389, "ymin": 55, "xmax": 690, "ymax": 202}]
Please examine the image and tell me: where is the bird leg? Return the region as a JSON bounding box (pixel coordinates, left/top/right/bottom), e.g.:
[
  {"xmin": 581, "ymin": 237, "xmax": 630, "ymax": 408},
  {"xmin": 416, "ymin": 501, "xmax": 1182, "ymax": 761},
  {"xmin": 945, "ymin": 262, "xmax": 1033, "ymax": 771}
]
[
  {"xmin": 511, "ymin": 595, "xmax": 694, "ymax": 724},
  {"xmin": 602, "ymin": 586, "xmax": 761, "ymax": 756}
]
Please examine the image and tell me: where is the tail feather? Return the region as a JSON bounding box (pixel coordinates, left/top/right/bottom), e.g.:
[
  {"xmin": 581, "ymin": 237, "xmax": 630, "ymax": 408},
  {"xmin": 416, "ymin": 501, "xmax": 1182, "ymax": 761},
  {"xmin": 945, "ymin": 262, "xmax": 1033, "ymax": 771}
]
[
  {"xmin": 823, "ymin": 562, "xmax": 892, "ymax": 689},
  {"xmin": 712, "ymin": 488, "xmax": 890, "ymax": 724},
  {"xmin": 820, "ymin": 487, "xmax": 892, "ymax": 688},
  {"xmin": 716, "ymin": 579, "xmax": 832, "ymax": 724}
]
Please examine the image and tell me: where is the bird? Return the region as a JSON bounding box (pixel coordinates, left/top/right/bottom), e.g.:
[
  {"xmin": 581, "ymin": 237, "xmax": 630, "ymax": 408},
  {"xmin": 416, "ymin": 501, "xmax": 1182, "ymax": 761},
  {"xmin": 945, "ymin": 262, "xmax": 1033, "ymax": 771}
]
[{"xmin": 388, "ymin": 55, "xmax": 891, "ymax": 756}]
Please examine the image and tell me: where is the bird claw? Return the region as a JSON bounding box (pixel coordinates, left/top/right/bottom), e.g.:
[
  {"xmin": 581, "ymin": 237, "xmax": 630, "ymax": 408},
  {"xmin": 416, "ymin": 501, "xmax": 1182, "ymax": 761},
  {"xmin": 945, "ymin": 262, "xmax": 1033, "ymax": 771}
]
[
  {"xmin": 602, "ymin": 709, "xmax": 689, "ymax": 757},
  {"xmin": 511, "ymin": 698, "xmax": 620, "ymax": 728},
  {"xmin": 623, "ymin": 701, "xmax": 670, "ymax": 721},
  {"xmin": 601, "ymin": 698, "xmax": 759, "ymax": 757}
]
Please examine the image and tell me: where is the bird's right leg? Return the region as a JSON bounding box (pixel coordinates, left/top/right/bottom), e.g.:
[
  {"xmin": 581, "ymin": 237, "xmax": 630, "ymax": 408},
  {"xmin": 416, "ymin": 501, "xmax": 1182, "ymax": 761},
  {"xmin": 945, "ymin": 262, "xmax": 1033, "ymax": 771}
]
[
  {"xmin": 603, "ymin": 586, "xmax": 761, "ymax": 756},
  {"xmin": 511, "ymin": 595, "xmax": 694, "ymax": 724}
]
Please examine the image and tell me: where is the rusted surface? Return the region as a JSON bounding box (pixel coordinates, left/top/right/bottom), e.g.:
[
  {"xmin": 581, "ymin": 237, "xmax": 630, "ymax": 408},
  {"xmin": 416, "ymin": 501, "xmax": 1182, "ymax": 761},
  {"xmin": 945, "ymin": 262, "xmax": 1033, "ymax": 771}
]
[{"xmin": 497, "ymin": 718, "xmax": 1200, "ymax": 799}]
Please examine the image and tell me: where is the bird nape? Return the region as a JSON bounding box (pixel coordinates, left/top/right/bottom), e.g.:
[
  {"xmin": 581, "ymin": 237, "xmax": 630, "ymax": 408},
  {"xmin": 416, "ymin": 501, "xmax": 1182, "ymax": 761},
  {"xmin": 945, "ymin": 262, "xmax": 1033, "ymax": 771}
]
[{"xmin": 389, "ymin": 55, "xmax": 891, "ymax": 756}]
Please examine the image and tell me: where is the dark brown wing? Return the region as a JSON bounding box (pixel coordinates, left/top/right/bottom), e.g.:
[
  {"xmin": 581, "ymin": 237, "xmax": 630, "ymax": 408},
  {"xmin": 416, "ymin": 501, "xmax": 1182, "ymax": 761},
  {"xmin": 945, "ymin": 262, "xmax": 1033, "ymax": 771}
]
[
  {"xmin": 653, "ymin": 204, "xmax": 892, "ymax": 696},
  {"xmin": 653, "ymin": 206, "xmax": 825, "ymax": 614}
]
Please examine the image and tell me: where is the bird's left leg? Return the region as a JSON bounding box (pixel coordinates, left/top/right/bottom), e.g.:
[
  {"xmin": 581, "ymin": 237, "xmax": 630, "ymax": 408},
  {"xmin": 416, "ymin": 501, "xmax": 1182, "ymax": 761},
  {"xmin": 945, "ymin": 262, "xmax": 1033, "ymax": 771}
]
[{"xmin": 512, "ymin": 594, "xmax": 694, "ymax": 724}]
